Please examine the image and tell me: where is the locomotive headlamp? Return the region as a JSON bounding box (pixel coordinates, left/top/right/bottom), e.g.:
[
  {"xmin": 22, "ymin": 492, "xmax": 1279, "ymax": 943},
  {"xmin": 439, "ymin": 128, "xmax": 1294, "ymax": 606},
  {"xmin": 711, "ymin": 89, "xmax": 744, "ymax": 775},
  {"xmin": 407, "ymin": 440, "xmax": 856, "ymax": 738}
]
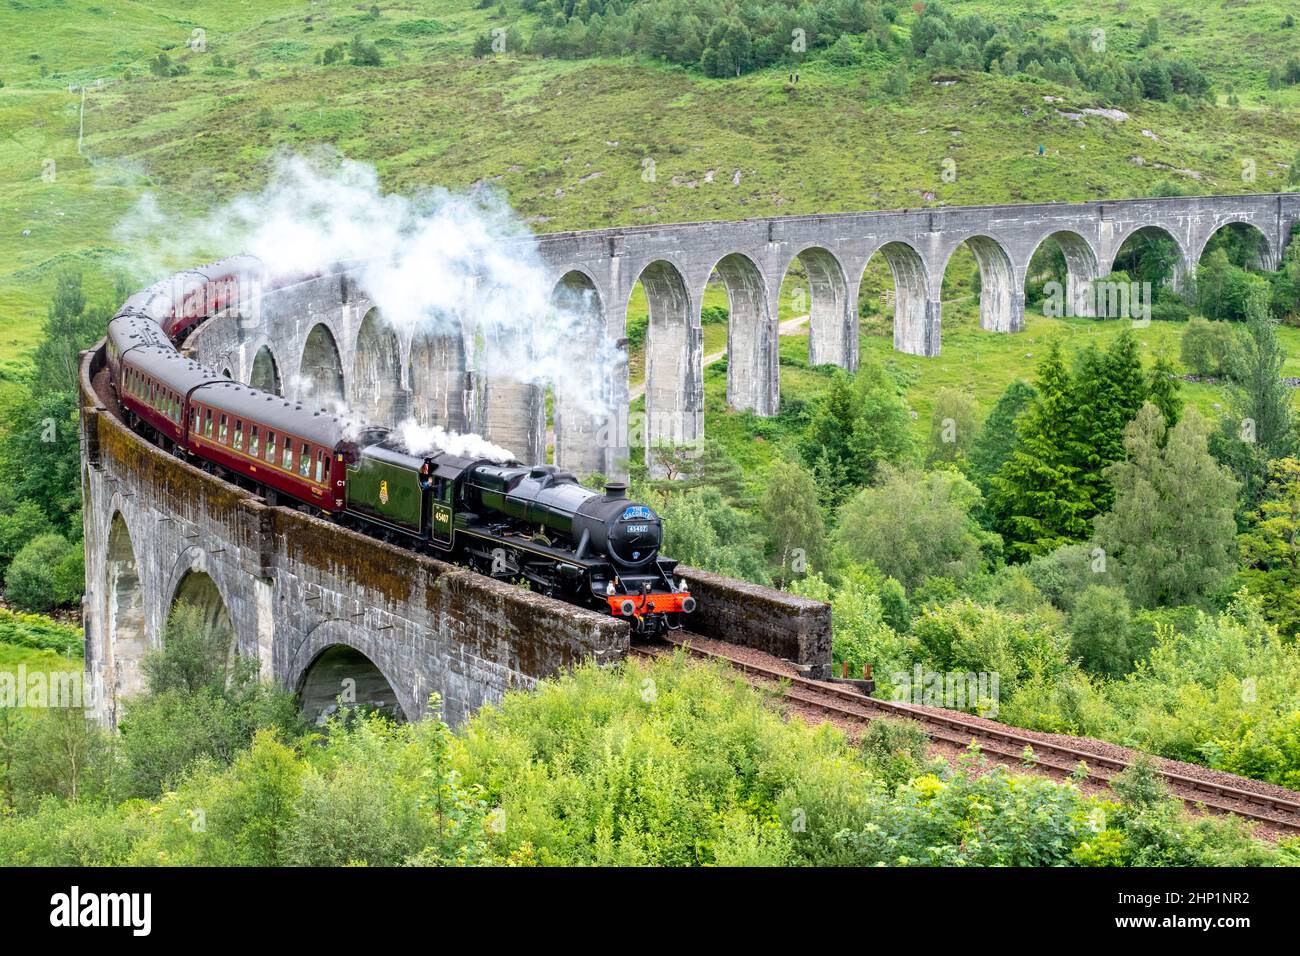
[
  {"xmin": 620, "ymin": 599, "xmax": 636, "ymax": 616},
  {"xmin": 682, "ymin": 596, "xmax": 697, "ymax": 614}
]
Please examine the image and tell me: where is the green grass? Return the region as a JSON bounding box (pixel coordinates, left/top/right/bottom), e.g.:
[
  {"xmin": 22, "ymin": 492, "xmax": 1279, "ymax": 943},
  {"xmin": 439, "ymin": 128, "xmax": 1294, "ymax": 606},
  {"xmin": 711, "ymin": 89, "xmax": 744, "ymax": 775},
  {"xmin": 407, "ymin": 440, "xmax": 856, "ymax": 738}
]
[{"xmin": 0, "ymin": 640, "xmax": 80, "ymax": 677}]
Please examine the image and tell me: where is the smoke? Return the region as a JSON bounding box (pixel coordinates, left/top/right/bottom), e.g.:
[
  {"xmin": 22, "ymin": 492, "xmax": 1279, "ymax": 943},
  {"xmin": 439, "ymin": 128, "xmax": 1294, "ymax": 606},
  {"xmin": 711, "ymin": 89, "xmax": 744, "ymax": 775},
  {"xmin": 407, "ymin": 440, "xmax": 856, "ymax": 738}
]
[
  {"xmin": 394, "ymin": 420, "xmax": 516, "ymax": 464},
  {"xmin": 114, "ymin": 148, "xmax": 617, "ymax": 434}
]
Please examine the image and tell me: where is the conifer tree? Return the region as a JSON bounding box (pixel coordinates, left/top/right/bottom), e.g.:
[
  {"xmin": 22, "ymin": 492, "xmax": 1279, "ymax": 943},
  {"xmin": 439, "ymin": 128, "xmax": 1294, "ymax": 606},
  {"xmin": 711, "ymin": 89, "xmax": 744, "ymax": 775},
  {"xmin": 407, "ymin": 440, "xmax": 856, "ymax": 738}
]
[
  {"xmin": 1145, "ymin": 353, "xmax": 1184, "ymax": 430},
  {"xmin": 989, "ymin": 343, "xmax": 1093, "ymax": 559},
  {"xmin": 968, "ymin": 379, "xmax": 1037, "ymax": 494}
]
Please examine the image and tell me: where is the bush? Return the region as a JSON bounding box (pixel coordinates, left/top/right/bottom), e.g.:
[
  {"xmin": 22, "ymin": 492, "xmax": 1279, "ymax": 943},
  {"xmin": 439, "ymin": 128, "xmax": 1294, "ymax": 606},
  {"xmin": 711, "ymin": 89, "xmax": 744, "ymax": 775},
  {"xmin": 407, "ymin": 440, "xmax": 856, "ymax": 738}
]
[
  {"xmin": 836, "ymin": 467, "xmax": 996, "ymax": 591},
  {"xmin": 1180, "ymin": 316, "xmax": 1238, "ymax": 377},
  {"xmin": 0, "ymin": 498, "xmax": 53, "ymax": 569},
  {"xmin": 911, "ymin": 600, "xmax": 1073, "ymax": 703},
  {"xmin": 0, "ymin": 608, "xmax": 81, "ymax": 655},
  {"xmin": 4, "ymin": 534, "xmax": 81, "ymax": 611},
  {"xmin": 1024, "ymin": 543, "xmax": 1113, "ymax": 611},
  {"xmin": 114, "ymin": 604, "xmax": 304, "ymax": 800},
  {"xmin": 349, "ymin": 34, "xmax": 382, "ymax": 66},
  {"xmin": 1150, "ymin": 297, "xmax": 1191, "ymax": 323},
  {"xmin": 0, "ymin": 655, "xmax": 1293, "ymax": 866},
  {"xmin": 700, "ymin": 305, "xmax": 728, "ymax": 325},
  {"xmin": 857, "ymin": 717, "xmax": 931, "ymax": 787},
  {"xmin": 790, "ymin": 570, "xmax": 913, "ymax": 696},
  {"xmin": 0, "ymin": 799, "xmax": 148, "ymax": 866},
  {"xmin": 1068, "ymin": 585, "xmax": 1133, "ymax": 676}
]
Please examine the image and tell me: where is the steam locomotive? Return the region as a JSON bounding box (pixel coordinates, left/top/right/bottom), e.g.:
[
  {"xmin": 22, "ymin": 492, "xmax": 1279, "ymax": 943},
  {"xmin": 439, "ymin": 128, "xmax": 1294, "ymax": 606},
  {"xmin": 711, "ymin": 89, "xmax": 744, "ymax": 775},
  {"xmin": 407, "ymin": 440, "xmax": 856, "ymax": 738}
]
[{"xmin": 104, "ymin": 256, "xmax": 695, "ymax": 634}]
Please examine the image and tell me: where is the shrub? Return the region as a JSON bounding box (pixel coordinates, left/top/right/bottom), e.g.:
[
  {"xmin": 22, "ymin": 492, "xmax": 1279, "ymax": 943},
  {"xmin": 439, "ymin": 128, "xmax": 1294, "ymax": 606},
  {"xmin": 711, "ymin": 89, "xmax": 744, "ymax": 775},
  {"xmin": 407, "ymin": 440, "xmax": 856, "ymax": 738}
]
[
  {"xmin": 836, "ymin": 467, "xmax": 996, "ymax": 591},
  {"xmin": 700, "ymin": 305, "xmax": 728, "ymax": 325},
  {"xmin": 911, "ymin": 599, "xmax": 1072, "ymax": 703},
  {"xmin": 1068, "ymin": 585, "xmax": 1134, "ymax": 676},
  {"xmin": 0, "ymin": 608, "xmax": 81, "ymax": 655},
  {"xmin": 4, "ymin": 534, "xmax": 80, "ymax": 611},
  {"xmin": 1180, "ymin": 316, "xmax": 1238, "ymax": 377},
  {"xmin": 857, "ymin": 717, "xmax": 931, "ymax": 787}
]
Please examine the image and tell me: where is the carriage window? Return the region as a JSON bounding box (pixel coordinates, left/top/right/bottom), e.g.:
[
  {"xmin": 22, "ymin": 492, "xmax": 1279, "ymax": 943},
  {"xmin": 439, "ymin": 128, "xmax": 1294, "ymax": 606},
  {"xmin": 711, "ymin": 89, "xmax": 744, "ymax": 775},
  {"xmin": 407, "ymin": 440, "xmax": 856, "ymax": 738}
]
[
  {"xmin": 218, "ymin": 416, "xmax": 228, "ymax": 444},
  {"xmin": 266, "ymin": 432, "xmax": 277, "ymax": 463},
  {"xmin": 314, "ymin": 452, "xmax": 324, "ymax": 483},
  {"xmin": 249, "ymin": 426, "xmax": 260, "ymax": 458},
  {"xmin": 204, "ymin": 409, "xmax": 214, "ymax": 437},
  {"xmin": 283, "ymin": 442, "xmax": 294, "ymax": 470},
  {"xmin": 299, "ymin": 444, "xmax": 310, "ymax": 477},
  {"xmin": 233, "ymin": 420, "xmax": 244, "ymax": 451},
  {"xmin": 192, "ymin": 407, "xmax": 201, "ymax": 431}
]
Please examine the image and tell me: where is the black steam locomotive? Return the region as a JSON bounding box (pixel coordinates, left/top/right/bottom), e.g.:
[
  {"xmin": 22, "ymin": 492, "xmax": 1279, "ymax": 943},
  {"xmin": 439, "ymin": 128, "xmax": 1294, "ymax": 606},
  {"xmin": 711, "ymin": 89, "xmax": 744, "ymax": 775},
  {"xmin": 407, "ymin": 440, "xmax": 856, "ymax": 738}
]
[
  {"xmin": 107, "ymin": 255, "xmax": 695, "ymax": 635},
  {"xmin": 347, "ymin": 442, "xmax": 695, "ymax": 630}
]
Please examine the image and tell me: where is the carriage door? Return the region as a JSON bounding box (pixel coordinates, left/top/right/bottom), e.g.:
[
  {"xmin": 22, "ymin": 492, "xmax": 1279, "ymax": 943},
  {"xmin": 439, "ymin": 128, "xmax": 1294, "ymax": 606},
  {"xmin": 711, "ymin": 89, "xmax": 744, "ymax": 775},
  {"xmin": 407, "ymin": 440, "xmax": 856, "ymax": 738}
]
[{"xmin": 431, "ymin": 476, "xmax": 453, "ymax": 547}]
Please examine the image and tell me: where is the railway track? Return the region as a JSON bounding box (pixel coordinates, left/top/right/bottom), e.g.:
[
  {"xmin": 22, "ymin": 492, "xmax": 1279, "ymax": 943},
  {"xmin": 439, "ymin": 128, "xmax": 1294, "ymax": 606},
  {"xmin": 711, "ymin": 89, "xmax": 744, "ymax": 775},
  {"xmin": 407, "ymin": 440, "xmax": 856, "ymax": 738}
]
[{"xmin": 630, "ymin": 633, "xmax": 1300, "ymax": 836}]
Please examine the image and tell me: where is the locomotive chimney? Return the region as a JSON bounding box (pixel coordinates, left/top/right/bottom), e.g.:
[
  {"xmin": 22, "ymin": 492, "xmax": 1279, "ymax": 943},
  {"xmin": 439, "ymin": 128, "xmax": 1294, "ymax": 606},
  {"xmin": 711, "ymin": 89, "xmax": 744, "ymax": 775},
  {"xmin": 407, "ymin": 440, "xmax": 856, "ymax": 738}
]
[{"xmin": 604, "ymin": 481, "xmax": 627, "ymax": 499}]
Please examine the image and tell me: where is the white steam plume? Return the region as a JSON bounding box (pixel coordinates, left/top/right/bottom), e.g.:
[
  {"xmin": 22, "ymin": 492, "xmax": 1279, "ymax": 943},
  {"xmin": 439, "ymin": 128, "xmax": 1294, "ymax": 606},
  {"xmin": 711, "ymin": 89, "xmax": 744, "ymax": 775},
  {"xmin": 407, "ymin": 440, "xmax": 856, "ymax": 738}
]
[
  {"xmin": 114, "ymin": 148, "xmax": 617, "ymax": 448},
  {"xmin": 395, "ymin": 420, "xmax": 516, "ymax": 464}
]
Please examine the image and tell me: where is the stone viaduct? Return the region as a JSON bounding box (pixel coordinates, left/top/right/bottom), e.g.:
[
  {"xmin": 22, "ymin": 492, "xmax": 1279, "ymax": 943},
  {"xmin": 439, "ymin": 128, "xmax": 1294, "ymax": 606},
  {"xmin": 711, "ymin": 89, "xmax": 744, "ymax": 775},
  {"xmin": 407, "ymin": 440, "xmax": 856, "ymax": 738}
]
[
  {"xmin": 185, "ymin": 193, "xmax": 1299, "ymax": 478},
  {"xmin": 82, "ymin": 193, "xmax": 1299, "ymax": 726}
]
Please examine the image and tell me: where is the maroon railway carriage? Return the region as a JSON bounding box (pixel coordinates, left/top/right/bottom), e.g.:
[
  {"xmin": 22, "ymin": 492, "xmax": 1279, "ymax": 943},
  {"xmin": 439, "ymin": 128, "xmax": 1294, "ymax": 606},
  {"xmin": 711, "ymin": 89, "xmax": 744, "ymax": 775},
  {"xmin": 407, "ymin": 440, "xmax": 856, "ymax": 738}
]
[
  {"xmin": 117, "ymin": 346, "xmax": 222, "ymax": 447},
  {"xmin": 116, "ymin": 341, "xmax": 381, "ymax": 513},
  {"xmin": 183, "ymin": 379, "xmax": 381, "ymax": 513}
]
